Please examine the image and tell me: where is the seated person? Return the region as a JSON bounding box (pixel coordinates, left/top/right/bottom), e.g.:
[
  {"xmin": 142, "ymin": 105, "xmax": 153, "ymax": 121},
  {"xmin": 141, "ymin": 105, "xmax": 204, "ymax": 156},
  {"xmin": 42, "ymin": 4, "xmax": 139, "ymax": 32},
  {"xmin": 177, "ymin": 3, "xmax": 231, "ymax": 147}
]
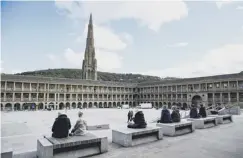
[
  {"xmin": 189, "ymin": 105, "xmax": 199, "ymax": 118},
  {"xmin": 199, "ymin": 104, "xmax": 207, "ymax": 118},
  {"xmin": 52, "ymin": 112, "xmax": 71, "ymax": 138},
  {"xmin": 70, "ymin": 111, "xmax": 87, "ymax": 136},
  {"xmin": 171, "ymin": 106, "xmax": 181, "ymax": 122},
  {"xmin": 127, "ymin": 109, "xmax": 147, "ymax": 128},
  {"xmin": 157, "ymin": 105, "xmax": 172, "ymax": 123}
]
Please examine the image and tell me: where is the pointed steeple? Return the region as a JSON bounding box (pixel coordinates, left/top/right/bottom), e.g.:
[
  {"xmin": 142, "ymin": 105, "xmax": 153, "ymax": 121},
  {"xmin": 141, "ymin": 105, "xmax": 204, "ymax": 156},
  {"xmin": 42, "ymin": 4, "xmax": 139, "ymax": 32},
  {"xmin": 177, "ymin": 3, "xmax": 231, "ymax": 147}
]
[
  {"xmin": 89, "ymin": 13, "xmax": 93, "ymax": 25},
  {"xmin": 82, "ymin": 13, "xmax": 97, "ymax": 81},
  {"xmin": 86, "ymin": 13, "xmax": 94, "ymax": 47}
]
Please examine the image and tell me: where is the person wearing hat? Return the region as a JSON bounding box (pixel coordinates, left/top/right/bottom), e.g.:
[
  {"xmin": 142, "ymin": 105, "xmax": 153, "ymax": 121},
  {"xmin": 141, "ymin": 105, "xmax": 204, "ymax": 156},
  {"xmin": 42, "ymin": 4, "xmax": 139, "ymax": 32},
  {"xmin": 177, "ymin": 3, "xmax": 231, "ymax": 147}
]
[
  {"xmin": 52, "ymin": 112, "xmax": 71, "ymax": 138},
  {"xmin": 70, "ymin": 111, "xmax": 87, "ymax": 136},
  {"xmin": 127, "ymin": 109, "xmax": 147, "ymax": 129}
]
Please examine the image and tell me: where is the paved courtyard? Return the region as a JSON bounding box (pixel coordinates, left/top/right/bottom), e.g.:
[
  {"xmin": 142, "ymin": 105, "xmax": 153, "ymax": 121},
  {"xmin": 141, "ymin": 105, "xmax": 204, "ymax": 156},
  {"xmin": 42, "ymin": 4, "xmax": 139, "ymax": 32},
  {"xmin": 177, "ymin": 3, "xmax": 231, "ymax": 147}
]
[{"xmin": 1, "ymin": 109, "xmax": 243, "ymax": 158}]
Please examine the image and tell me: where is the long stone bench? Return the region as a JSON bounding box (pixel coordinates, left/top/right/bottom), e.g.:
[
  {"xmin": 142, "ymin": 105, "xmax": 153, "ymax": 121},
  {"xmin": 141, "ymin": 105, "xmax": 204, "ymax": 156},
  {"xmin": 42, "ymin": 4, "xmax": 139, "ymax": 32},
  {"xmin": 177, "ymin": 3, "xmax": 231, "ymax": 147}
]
[
  {"xmin": 156, "ymin": 120, "xmax": 195, "ymax": 136},
  {"xmin": 208, "ymin": 114, "xmax": 233, "ymax": 124},
  {"xmin": 87, "ymin": 124, "xmax": 110, "ymax": 130},
  {"xmin": 1, "ymin": 148, "xmax": 13, "ymax": 158},
  {"xmin": 37, "ymin": 133, "xmax": 108, "ymax": 158},
  {"xmin": 112, "ymin": 126, "xmax": 163, "ymax": 147},
  {"xmin": 187, "ymin": 117, "xmax": 217, "ymax": 129}
]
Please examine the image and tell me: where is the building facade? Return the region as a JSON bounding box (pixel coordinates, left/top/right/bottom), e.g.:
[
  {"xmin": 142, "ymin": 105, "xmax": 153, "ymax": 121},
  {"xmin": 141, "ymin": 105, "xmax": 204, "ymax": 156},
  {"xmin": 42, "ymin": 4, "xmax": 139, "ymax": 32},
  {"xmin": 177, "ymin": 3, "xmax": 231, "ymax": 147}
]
[
  {"xmin": 1, "ymin": 73, "xmax": 243, "ymax": 110},
  {"xmin": 1, "ymin": 14, "xmax": 243, "ymax": 110}
]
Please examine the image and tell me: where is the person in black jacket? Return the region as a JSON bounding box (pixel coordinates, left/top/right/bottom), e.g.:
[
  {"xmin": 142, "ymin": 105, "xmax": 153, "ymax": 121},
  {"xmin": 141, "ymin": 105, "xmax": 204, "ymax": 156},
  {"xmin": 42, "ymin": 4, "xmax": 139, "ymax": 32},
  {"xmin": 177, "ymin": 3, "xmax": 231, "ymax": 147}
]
[
  {"xmin": 199, "ymin": 104, "xmax": 207, "ymax": 118},
  {"xmin": 158, "ymin": 105, "xmax": 172, "ymax": 123},
  {"xmin": 190, "ymin": 104, "xmax": 199, "ymax": 118},
  {"xmin": 171, "ymin": 106, "xmax": 181, "ymax": 122},
  {"xmin": 52, "ymin": 112, "xmax": 71, "ymax": 138},
  {"xmin": 127, "ymin": 109, "xmax": 147, "ymax": 128}
]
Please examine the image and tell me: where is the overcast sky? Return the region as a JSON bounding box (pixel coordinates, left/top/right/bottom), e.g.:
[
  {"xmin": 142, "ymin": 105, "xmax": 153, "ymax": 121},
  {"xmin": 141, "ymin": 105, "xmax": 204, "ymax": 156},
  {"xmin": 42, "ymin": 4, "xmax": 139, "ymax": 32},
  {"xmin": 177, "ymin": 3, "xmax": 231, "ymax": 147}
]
[{"xmin": 1, "ymin": 1, "xmax": 243, "ymax": 78}]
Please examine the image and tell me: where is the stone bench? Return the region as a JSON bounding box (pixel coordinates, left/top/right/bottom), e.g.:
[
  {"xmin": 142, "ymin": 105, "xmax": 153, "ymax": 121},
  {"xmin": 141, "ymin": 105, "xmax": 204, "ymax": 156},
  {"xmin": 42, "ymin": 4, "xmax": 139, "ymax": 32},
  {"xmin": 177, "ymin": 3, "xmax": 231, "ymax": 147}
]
[
  {"xmin": 112, "ymin": 126, "xmax": 163, "ymax": 147},
  {"xmin": 37, "ymin": 133, "xmax": 108, "ymax": 158},
  {"xmin": 1, "ymin": 148, "xmax": 13, "ymax": 158},
  {"xmin": 208, "ymin": 114, "xmax": 233, "ymax": 124},
  {"xmin": 87, "ymin": 124, "xmax": 110, "ymax": 130},
  {"xmin": 187, "ymin": 117, "xmax": 217, "ymax": 129},
  {"xmin": 156, "ymin": 120, "xmax": 195, "ymax": 136}
]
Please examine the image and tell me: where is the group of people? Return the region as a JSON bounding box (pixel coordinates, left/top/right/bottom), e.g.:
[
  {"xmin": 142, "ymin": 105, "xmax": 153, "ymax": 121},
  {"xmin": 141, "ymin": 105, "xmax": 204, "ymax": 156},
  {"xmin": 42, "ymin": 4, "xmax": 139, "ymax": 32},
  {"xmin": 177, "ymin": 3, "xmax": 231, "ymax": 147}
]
[
  {"xmin": 51, "ymin": 111, "xmax": 87, "ymax": 138},
  {"xmin": 157, "ymin": 105, "xmax": 181, "ymax": 123},
  {"xmin": 51, "ymin": 104, "xmax": 209, "ymax": 138},
  {"xmin": 189, "ymin": 104, "xmax": 207, "ymax": 118},
  {"xmin": 126, "ymin": 104, "xmax": 209, "ymax": 129}
]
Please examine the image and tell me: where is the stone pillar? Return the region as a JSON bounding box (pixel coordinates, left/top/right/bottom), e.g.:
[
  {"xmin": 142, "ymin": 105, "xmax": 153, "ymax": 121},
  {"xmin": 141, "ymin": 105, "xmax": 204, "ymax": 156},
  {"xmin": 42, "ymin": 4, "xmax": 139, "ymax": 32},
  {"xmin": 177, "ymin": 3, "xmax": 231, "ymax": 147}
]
[
  {"xmin": 212, "ymin": 93, "xmax": 215, "ymax": 105},
  {"xmin": 228, "ymin": 92, "xmax": 231, "ymax": 104},
  {"xmin": 220, "ymin": 93, "xmax": 222, "ymax": 105},
  {"xmin": 29, "ymin": 93, "xmax": 31, "ymax": 102}
]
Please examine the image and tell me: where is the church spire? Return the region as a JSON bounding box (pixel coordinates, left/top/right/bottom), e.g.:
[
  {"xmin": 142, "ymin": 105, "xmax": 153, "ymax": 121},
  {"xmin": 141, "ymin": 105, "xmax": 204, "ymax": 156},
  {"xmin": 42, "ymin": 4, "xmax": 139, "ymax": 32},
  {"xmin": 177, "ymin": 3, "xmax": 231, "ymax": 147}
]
[
  {"xmin": 81, "ymin": 13, "xmax": 97, "ymax": 80},
  {"xmin": 89, "ymin": 13, "xmax": 93, "ymax": 25}
]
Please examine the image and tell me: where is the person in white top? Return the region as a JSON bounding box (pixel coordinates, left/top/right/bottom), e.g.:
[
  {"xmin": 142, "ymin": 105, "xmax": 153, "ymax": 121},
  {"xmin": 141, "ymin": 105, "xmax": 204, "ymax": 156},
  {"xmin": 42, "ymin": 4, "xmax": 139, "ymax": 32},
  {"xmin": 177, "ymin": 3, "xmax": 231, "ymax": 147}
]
[{"xmin": 70, "ymin": 111, "xmax": 87, "ymax": 136}]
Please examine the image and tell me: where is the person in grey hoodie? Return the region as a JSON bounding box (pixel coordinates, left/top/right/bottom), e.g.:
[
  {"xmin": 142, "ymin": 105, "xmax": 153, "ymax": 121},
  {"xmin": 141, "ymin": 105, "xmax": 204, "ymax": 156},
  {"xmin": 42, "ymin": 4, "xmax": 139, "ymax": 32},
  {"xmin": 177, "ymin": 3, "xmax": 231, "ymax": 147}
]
[{"xmin": 70, "ymin": 111, "xmax": 87, "ymax": 136}]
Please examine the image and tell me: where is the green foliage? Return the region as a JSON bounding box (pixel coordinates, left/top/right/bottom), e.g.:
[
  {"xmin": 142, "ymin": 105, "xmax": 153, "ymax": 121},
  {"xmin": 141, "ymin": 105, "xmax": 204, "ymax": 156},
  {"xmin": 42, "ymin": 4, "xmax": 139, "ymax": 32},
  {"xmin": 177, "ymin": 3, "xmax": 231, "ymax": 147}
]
[{"xmin": 15, "ymin": 69, "xmax": 166, "ymax": 83}]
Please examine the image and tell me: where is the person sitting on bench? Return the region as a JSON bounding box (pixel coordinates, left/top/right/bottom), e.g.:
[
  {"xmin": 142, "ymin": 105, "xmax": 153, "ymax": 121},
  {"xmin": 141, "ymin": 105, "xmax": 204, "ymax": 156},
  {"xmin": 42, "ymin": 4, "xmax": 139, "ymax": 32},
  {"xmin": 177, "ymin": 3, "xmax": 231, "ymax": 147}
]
[
  {"xmin": 127, "ymin": 109, "xmax": 147, "ymax": 128},
  {"xmin": 70, "ymin": 111, "xmax": 87, "ymax": 136},
  {"xmin": 171, "ymin": 106, "xmax": 181, "ymax": 122},
  {"xmin": 199, "ymin": 104, "xmax": 207, "ymax": 118},
  {"xmin": 52, "ymin": 112, "xmax": 71, "ymax": 138},
  {"xmin": 157, "ymin": 105, "xmax": 172, "ymax": 123},
  {"xmin": 190, "ymin": 104, "xmax": 200, "ymax": 118}
]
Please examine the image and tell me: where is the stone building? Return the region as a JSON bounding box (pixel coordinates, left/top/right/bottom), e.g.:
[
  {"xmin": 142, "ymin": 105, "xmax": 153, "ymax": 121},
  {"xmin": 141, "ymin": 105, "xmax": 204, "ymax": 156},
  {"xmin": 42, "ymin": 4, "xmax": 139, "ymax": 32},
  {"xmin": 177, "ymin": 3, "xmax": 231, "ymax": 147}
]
[{"xmin": 1, "ymin": 14, "xmax": 243, "ymax": 110}]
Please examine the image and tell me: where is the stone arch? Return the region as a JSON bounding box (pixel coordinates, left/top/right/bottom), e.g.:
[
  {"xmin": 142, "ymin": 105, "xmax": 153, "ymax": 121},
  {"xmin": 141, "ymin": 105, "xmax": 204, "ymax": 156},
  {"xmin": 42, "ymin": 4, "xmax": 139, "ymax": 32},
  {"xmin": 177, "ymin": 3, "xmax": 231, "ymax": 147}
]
[
  {"xmin": 172, "ymin": 102, "xmax": 176, "ymax": 106},
  {"xmin": 183, "ymin": 103, "xmax": 188, "ymax": 109},
  {"xmin": 163, "ymin": 102, "xmax": 166, "ymax": 105},
  {"xmin": 14, "ymin": 103, "xmax": 21, "ymax": 111},
  {"xmin": 168, "ymin": 102, "xmax": 172, "ymax": 109},
  {"xmin": 38, "ymin": 103, "xmax": 44, "ymax": 110},
  {"xmin": 88, "ymin": 102, "xmax": 92, "ymax": 108},
  {"xmin": 191, "ymin": 95, "xmax": 202, "ymax": 107},
  {"xmin": 83, "ymin": 102, "xmax": 87, "ymax": 108},
  {"xmin": 98, "ymin": 102, "xmax": 102, "ymax": 108},
  {"xmin": 132, "ymin": 102, "xmax": 136, "ymax": 107},
  {"xmin": 5, "ymin": 103, "xmax": 12, "ymax": 110},
  {"xmin": 23, "ymin": 103, "xmax": 30, "ymax": 110},
  {"xmin": 66, "ymin": 102, "xmax": 70, "ymax": 109},
  {"xmin": 178, "ymin": 102, "xmax": 182, "ymax": 109},
  {"xmin": 155, "ymin": 102, "xmax": 159, "ymax": 108},
  {"xmin": 129, "ymin": 102, "xmax": 132, "ymax": 106},
  {"xmin": 151, "ymin": 102, "xmax": 154, "ymax": 108},
  {"xmin": 94, "ymin": 102, "xmax": 98, "ymax": 108},
  {"xmin": 108, "ymin": 102, "xmax": 112, "ymax": 108},
  {"xmin": 117, "ymin": 102, "xmax": 121, "ymax": 107},
  {"xmin": 159, "ymin": 102, "xmax": 162, "ymax": 108},
  {"xmin": 49, "ymin": 102, "xmax": 55, "ymax": 109},
  {"xmin": 77, "ymin": 102, "xmax": 82, "ymax": 109},
  {"xmin": 59, "ymin": 102, "xmax": 64, "ymax": 110},
  {"xmin": 113, "ymin": 102, "xmax": 116, "ymax": 107},
  {"xmin": 72, "ymin": 102, "xmax": 76, "ymax": 109},
  {"xmin": 104, "ymin": 102, "xmax": 107, "ymax": 108},
  {"xmin": 1, "ymin": 103, "xmax": 3, "ymax": 111},
  {"xmin": 125, "ymin": 102, "xmax": 128, "ymax": 104},
  {"xmin": 121, "ymin": 102, "xmax": 124, "ymax": 105}
]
